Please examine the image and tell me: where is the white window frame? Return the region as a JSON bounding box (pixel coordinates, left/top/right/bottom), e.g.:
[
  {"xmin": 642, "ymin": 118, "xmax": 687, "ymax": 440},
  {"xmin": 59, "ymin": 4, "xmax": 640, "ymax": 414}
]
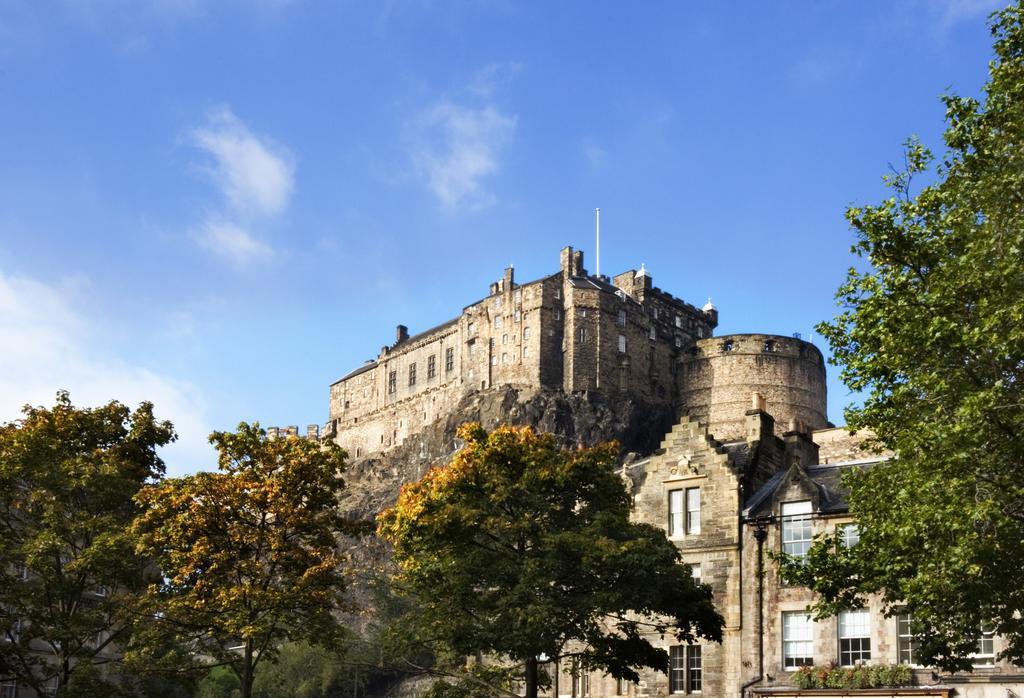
[
  {"xmin": 838, "ymin": 609, "xmax": 871, "ymax": 665},
  {"xmin": 839, "ymin": 523, "xmax": 859, "ymax": 548},
  {"xmin": 781, "ymin": 501, "xmax": 813, "ymax": 559},
  {"xmin": 669, "ymin": 489, "xmax": 684, "ymax": 537},
  {"xmin": 895, "ymin": 608, "xmax": 921, "ymax": 666},
  {"xmin": 618, "ymin": 334, "xmax": 627, "ymax": 353},
  {"xmin": 0, "ymin": 680, "xmax": 17, "ymax": 698},
  {"xmin": 782, "ymin": 612, "xmax": 814, "ymax": 669},
  {"xmin": 686, "ymin": 487, "xmax": 701, "ymax": 534},
  {"xmin": 691, "ymin": 563, "xmax": 701, "ymax": 586},
  {"xmin": 972, "ymin": 624, "xmax": 995, "ymax": 666}
]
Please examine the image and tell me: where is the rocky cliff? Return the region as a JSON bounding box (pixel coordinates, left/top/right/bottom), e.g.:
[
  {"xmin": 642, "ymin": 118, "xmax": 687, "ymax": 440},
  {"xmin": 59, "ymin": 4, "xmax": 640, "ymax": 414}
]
[{"xmin": 338, "ymin": 385, "xmax": 675, "ymax": 519}]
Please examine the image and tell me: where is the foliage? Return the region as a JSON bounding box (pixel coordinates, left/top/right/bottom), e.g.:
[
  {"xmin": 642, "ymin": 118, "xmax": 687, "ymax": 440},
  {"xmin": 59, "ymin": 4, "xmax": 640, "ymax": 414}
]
[
  {"xmin": 378, "ymin": 423, "xmax": 723, "ymax": 698},
  {"xmin": 0, "ymin": 391, "xmax": 175, "ymax": 696},
  {"xmin": 791, "ymin": 663, "xmax": 913, "ymax": 690},
  {"xmin": 131, "ymin": 423, "xmax": 368, "ymax": 698},
  {"xmin": 790, "ymin": 1, "xmax": 1024, "ymax": 671}
]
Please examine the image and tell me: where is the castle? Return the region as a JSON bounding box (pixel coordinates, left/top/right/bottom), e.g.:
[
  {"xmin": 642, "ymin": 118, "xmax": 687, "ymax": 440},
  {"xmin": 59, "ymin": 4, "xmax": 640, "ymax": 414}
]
[{"xmin": 327, "ymin": 246, "xmax": 828, "ymax": 459}]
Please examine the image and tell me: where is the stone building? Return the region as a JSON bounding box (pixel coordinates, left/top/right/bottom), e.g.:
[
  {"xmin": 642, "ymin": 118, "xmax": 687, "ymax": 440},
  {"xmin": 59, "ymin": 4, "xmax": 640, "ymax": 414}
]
[
  {"xmin": 327, "ymin": 247, "xmax": 827, "ymax": 459},
  {"xmin": 539, "ymin": 400, "xmax": 1024, "ymax": 698},
  {"xmin": 325, "ymin": 244, "xmax": 1021, "ymax": 698}
]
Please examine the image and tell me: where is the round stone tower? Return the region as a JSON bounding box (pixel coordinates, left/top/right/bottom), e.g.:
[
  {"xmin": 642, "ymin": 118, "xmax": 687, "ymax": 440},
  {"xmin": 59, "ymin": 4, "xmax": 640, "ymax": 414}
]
[{"xmin": 677, "ymin": 333, "xmax": 828, "ymax": 440}]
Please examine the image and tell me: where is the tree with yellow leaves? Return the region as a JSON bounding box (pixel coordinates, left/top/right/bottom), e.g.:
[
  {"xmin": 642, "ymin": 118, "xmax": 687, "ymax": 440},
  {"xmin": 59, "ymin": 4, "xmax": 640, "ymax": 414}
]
[
  {"xmin": 378, "ymin": 424, "xmax": 722, "ymax": 698},
  {"xmin": 131, "ymin": 423, "xmax": 366, "ymax": 698}
]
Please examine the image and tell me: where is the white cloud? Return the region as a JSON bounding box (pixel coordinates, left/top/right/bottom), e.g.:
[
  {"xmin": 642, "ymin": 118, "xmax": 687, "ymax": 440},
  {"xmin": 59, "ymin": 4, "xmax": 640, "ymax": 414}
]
[
  {"xmin": 414, "ymin": 102, "xmax": 517, "ymax": 212},
  {"xmin": 934, "ymin": 0, "xmax": 1005, "ymax": 28},
  {"xmin": 194, "ymin": 219, "xmax": 273, "ymax": 265},
  {"xmin": 0, "ymin": 270, "xmax": 214, "ymax": 476},
  {"xmin": 191, "ymin": 107, "xmax": 295, "ymax": 217}
]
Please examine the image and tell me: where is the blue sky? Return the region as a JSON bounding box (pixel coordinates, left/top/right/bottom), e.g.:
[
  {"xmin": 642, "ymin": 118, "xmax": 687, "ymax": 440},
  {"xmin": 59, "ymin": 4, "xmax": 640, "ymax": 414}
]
[{"xmin": 0, "ymin": 0, "xmax": 1007, "ymax": 475}]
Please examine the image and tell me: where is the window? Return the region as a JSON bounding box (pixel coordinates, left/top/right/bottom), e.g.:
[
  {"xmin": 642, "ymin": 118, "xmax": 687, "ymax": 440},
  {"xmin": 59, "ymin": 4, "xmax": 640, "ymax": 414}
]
[
  {"xmin": 617, "ymin": 309, "xmax": 627, "ymax": 327},
  {"xmin": 668, "ymin": 488, "xmax": 700, "ymax": 536},
  {"xmin": 42, "ymin": 677, "xmax": 58, "ymax": 698},
  {"xmin": 514, "ymin": 310, "xmax": 521, "ymax": 322},
  {"xmin": 0, "ymin": 681, "xmax": 17, "ymax": 698},
  {"xmin": 615, "ymin": 677, "xmax": 629, "ymax": 695},
  {"xmin": 427, "ymin": 355, "xmax": 436, "ymax": 379},
  {"xmin": 524, "ymin": 346, "xmax": 531, "ymax": 358},
  {"xmin": 514, "ymin": 289, "xmax": 522, "ymax": 302},
  {"xmin": 555, "ymin": 308, "xmax": 562, "ymax": 320},
  {"xmin": 467, "ymin": 340, "xmax": 476, "ymax": 359},
  {"xmin": 14, "ymin": 562, "xmax": 27, "ymax": 581},
  {"xmin": 686, "ymin": 488, "xmax": 701, "ymax": 534},
  {"xmin": 495, "ymin": 315, "xmax": 503, "ymax": 328},
  {"xmin": 468, "ymin": 321, "xmax": 476, "ymax": 336},
  {"xmin": 555, "ymin": 287, "xmax": 561, "ymax": 299},
  {"xmin": 723, "ymin": 340, "xmax": 734, "ymax": 352},
  {"xmin": 896, "ymin": 609, "xmax": 921, "ymax": 666},
  {"xmin": 491, "ymin": 355, "xmax": 497, "ymax": 366},
  {"xmin": 570, "ymin": 666, "xmax": 589, "ymax": 697},
  {"xmin": 501, "ymin": 353, "xmax": 508, "ymax": 364},
  {"xmin": 763, "ymin": 340, "xmax": 775, "ymax": 352},
  {"xmin": 973, "ymin": 624, "xmax": 995, "ymax": 666},
  {"xmin": 691, "ymin": 563, "xmax": 701, "ymax": 586},
  {"xmin": 839, "ymin": 610, "xmax": 871, "ymax": 665},
  {"xmin": 675, "ymin": 315, "xmax": 682, "ymax": 328},
  {"xmin": 578, "ymin": 327, "xmax": 587, "ymax": 343},
  {"xmin": 669, "ymin": 645, "xmax": 701, "ymax": 693},
  {"xmin": 781, "ymin": 501, "xmax": 813, "ymax": 559},
  {"xmin": 524, "ymin": 326, "xmax": 531, "ymax": 340},
  {"xmin": 783, "ymin": 612, "xmax": 814, "ymax": 669},
  {"xmin": 669, "ymin": 490, "xmax": 683, "ymax": 536},
  {"xmin": 94, "ymin": 584, "xmax": 109, "ymax": 597},
  {"xmin": 649, "ymin": 325, "xmax": 657, "ymax": 340},
  {"xmin": 387, "ymin": 371, "xmax": 397, "ymax": 394},
  {"xmin": 3, "ymin": 614, "xmax": 21, "ymax": 644},
  {"xmin": 502, "ymin": 334, "xmax": 508, "ymax": 345},
  {"xmin": 445, "ymin": 347, "xmax": 455, "ymax": 372},
  {"xmin": 839, "ymin": 523, "xmax": 859, "ymax": 547},
  {"xmin": 675, "ymin": 336, "xmax": 682, "ymax": 348},
  {"xmin": 408, "ymin": 364, "xmax": 417, "ymax": 387},
  {"xmin": 618, "ymin": 334, "xmax": 627, "ymax": 353},
  {"xmin": 579, "ymin": 308, "xmax": 587, "ymax": 317}
]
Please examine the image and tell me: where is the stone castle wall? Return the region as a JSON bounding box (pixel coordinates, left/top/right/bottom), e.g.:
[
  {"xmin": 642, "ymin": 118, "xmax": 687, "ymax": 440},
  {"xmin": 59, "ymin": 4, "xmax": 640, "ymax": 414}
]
[
  {"xmin": 328, "ymin": 247, "xmax": 719, "ymax": 459},
  {"xmin": 678, "ymin": 333, "xmax": 828, "ymax": 441}
]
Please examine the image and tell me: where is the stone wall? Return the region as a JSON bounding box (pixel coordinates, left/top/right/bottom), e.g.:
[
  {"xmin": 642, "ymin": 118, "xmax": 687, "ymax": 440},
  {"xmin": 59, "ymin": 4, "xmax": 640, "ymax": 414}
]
[{"xmin": 678, "ymin": 334, "xmax": 828, "ymax": 442}]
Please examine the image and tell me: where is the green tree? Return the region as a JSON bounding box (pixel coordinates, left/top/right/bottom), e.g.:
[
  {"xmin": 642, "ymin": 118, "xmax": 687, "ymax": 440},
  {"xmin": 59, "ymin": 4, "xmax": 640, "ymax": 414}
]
[
  {"xmin": 784, "ymin": 2, "xmax": 1024, "ymax": 671},
  {"xmin": 0, "ymin": 391, "xmax": 175, "ymax": 696},
  {"xmin": 131, "ymin": 423, "xmax": 367, "ymax": 698},
  {"xmin": 377, "ymin": 424, "xmax": 723, "ymax": 698}
]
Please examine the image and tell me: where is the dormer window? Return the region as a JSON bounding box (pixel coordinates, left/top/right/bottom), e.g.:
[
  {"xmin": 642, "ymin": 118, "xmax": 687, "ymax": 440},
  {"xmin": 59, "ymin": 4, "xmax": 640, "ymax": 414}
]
[{"xmin": 781, "ymin": 501, "xmax": 813, "ymax": 559}]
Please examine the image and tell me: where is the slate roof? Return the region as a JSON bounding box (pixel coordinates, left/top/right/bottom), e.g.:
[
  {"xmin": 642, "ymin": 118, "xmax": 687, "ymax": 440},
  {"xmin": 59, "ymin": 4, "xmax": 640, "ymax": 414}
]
[{"xmin": 742, "ymin": 459, "xmax": 886, "ymax": 519}]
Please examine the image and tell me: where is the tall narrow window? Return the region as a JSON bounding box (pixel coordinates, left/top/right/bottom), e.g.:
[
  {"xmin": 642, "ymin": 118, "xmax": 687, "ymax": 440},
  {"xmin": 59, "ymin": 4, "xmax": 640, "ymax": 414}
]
[
  {"xmin": 495, "ymin": 315, "xmax": 503, "ymax": 328},
  {"xmin": 0, "ymin": 681, "xmax": 17, "ymax": 698},
  {"xmin": 691, "ymin": 563, "xmax": 702, "ymax": 585},
  {"xmin": 615, "ymin": 677, "xmax": 628, "ymax": 695},
  {"xmin": 445, "ymin": 347, "xmax": 455, "ymax": 372},
  {"xmin": 618, "ymin": 334, "xmax": 627, "ymax": 353},
  {"xmin": 783, "ymin": 612, "xmax": 814, "ymax": 669},
  {"xmin": 617, "ymin": 309, "xmax": 627, "ymax": 327},
  {"xmin": 649, "ymin": 325, "xmax": 657, "ymax": 340},
  {"xmin": 524, "ymin": 326, "xmax": 532, "ymax": 340},
  {"xmin": 675, "ymin": 315, "xmax": 683, "ymax": 328},
  {"xmin": 668, "ymin": 490, "xmax": 684, "ymax": 536},
  {"xmin": 408, "ymin": 363, "xmax": 417, "ymax": 387},
  {"xmin": 781, "ymin": 501, "xmax": 813, "ymax": 559},
  {"xmin": 973, "ymin": 624, "xmax": 995, "ymax": 666},
  {"xmin": 387, "ymin": 371, "xmax": 397, "ymax": 394},
  {"xmin": 838, "ymin": 610, "xmax": 871, "ymax": 665},
  {"xmin": 686, "ymin": 487, "xmax": 701, "ymax": 534},
  {"xmin": 896, "ymin": 609, "xmax": 920, "ymax": 666},
  {"xmin": 578, "ymin": 327, "xmax": 587, "ymax": 343},
  {"xmin": 427, "ymin": 355, "xmax": 436, "ymax": 379}
]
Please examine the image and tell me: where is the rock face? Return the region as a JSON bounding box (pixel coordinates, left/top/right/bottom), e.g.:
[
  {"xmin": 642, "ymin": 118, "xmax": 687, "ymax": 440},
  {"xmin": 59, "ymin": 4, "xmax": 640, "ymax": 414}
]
[{"xmin": 338, "ymin": 385, "xmax": 676, "ymax": 520}]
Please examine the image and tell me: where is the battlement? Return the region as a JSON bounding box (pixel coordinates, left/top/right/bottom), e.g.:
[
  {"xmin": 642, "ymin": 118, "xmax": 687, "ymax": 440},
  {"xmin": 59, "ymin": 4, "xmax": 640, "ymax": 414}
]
[{"xmin": 266, "ymin": 424, "xmax": 320, "ymax": 440}]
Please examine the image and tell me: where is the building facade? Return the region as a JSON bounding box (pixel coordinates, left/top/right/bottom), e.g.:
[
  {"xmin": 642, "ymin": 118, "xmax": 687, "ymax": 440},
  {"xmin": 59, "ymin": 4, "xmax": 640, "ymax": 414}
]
[
  {"xmin": 327, "ymin": 247, "xmax": 827, "ymax": 459},
  {"xmin": 540, "ymin": 400, "xmax": 1024, "ymax": 698}
]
